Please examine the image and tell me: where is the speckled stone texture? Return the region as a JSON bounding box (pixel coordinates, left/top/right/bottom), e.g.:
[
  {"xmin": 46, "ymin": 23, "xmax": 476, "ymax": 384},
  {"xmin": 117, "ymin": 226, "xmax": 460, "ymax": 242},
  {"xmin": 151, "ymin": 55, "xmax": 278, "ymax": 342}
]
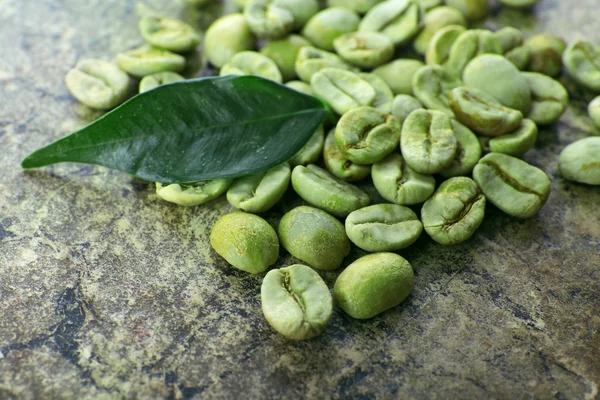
[{"xmin": 0, "ymin": 0, "xmax": 599, "ymax": 399}]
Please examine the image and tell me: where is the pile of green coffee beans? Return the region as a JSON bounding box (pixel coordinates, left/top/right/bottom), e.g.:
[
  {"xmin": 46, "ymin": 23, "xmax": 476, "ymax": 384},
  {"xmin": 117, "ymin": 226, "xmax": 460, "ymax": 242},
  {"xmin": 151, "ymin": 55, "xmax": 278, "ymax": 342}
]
[{"xmin": 64, "ymin": 0, "xmax": 600, "ymax": 340}]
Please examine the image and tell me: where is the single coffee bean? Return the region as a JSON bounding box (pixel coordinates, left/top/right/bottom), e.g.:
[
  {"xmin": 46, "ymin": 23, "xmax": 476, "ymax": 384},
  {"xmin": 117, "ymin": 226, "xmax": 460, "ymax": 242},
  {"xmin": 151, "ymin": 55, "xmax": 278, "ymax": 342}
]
[
  {"xmin": 391, "ymin": 94, "xmax": 424, "ymax": 123},
  {"xmin": 210, "ymin": 212, "xmax": 279, "ymax": 274},
  {"xmin": 260, "ymin": 34, "xmax": 312, "ymax": 81},
  {"xmin": 505, "ymin": 45, "xmax": 532, "ymax": 71},
  {"xmin": 220, "ymin": 51, "xmax": 283, "ymax": 82},
  {"xmin": 311, "ymin": 68, "xmax": 376, "ymax": 115},
  {"xmin": 335, "ymin": 106, "xmax": 401, "ymax": 164},
  {"xmin": 445, "ymin": 29, "xmax": 503, "ymax": 77},
  {"xmin": 481, "ymin": 118, "xmax": 538, "ymax": 157},
  {"xmin": 415, "ymin": 0, "xmax": 443, "ymax": 11},
  {"xmin": 323, "ymin": 129, "xmax": 372, "ymax": 182},
  {"xmin": 426, "ymin": 24, "xmax": 466, "ymax": 66},
  {"xmin": 525, "ymin": 34, "xmax": 566, "ymax": 78},
  {"xmin": 589, "ymin": 96, "xmax": 600, "ymax": 128},
  {"xmin": 116, "ymin": 45, "xmax": 186, "ymax": 78},
  {"xmin": 559, "ymin": 137, "xmax": 600, "ymax": 185},
  {"xmin": 289, "ymin": 124, "xmax": 325, "ymax": 167},
  {"xmin": 261, "ymin": 264, "xmax": 332, "ymax": 340},
  {"xmin": 359, "ymin": 0, "xmax": 423, "ymax": 46},
  {"xmin": 227, "ymin": 163, "xmax": 291, "ymax": 213},
  {"xmin": 285, "ymin": 80, "xmax": 313, "ymax": 95},
  {"xmin": 373, "ymin": 59, "xmax": 425, "ymax": 96},
  {"xmin": 156, "ymin": 179, "xmax": 233, "ymax": 206},
  {"xmin": 497, "ymin": 0, "xmax": 540, "ymax": 7},
  {"xmin": 278, "ymin": 206, "xmax": 350, "ymax": 270},
  {"xmin": 439, "ymin": 119, "xmax": 482, "ymax": 178},
  {"xmin": 449, "ymin": 86, "xmax": 523, "ymax": 137},
  {"xmin": 401, "ymin": 109, "xmax": 458, "ymax": 174},
  {"xmin": 302, "ymin": 7, "xmax": 361, "ymax": 51},
  {"xmin": 295, "ymin": 46, "xmax": 355, "ymax": 83},
  {"xmin": 334, "ymin": 253, "xmax": 414, "ymax": 319},
  {"xmin": 563, "ymin": 40, "xmax": 600, "ymax": 92},
  {"xmin": 372, "ymin": 153, "xmax": 436, "ymax": 205},
  {"xmin": 138, "ymin": 16, "xmax": 201, "ymax": 53},
  {"xmin": 139, "ymin": 71, "xmax": 184, "ymax": 93},
  {"xmin": 333, "ymin": 32, "xmax": 395, "ymax": 70},
  {"xmin": 244, "ymin": 0, "xmax": 294, "ymax": 39},
  {"xmin": 521, "ymin": 72, "xmax": 568, "ymax": 125},
  {"xmin": 345, "ymin": 204, "xmax": 423, "ymax": 251},
  {"xmin": 359, "ymin": 73, "xmax": 395, "ymax": 113},
  {"xmin": 494, "ymin": 26, "xmax": 524, "ymax": 54},
  {"xmin": 291, "ymin": 164, "xmax": 370, "ymax": 217},
  {"xmin": 413, "ymin": 64, "xmax": 463, "ymax": 116},
  {"xmin": 413, "ymin": 6, "xmax": 466, "ymax": 55},
  {"xmin": 65, "ymin": 59, "xmax": 131, "ymax": 110},
  {"xmin": 473, "ymin": 153, "xmax": 551, "ymax": 218},
  {"xmin": 327, "ymin": 0, "xmax": 385, "ymax": 14},
  {"xmin": 274, "ymin": 0, "xmax": 320, "ymax": 29},
  {"xmin": 421, "ymin": 177, "xmax": 485, "ymax": 245},
  {"xmin": 204, "ymin": 13, "xmax": 255, "ymax": 68},
  {"xmin": 445, "ymin": 0, "xmax": 490, "ymax": 20}
]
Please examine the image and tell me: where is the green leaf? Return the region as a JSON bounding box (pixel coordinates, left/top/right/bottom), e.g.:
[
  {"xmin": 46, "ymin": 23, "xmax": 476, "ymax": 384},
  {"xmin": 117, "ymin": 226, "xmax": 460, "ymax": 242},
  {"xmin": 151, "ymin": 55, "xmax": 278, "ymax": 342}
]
[{"xmin": 22, "ymin": 75, "xmax": 327, "ymax": 184}]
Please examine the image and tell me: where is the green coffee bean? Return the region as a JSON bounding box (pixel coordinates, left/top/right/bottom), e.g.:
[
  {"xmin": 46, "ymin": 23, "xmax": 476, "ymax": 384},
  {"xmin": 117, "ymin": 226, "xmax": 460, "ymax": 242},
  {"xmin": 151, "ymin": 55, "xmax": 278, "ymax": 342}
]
[
  {"xmin": 525, "ymin": 34, "xmax": 566, "ymax": 78},
  {"xmin": 505, "ymin": 45, "xmax": 532, "ymax": 71},
  {"xmin": 295, "ymin": 46, "xmax": 354, "ymax": 83},
  {"xmin": 138, "ymin": 16, "xmax": 201, "ymax": 53},
  {"xmin": 285, "ymin": 80, "xmax": 313, "ymax": 95},
  {"xmin": 291, "ymin": 164, "xmax": 370, "ymax": 217},
  {"xmin": 244, "ymin": 0, "xmax": 294, "ymax": 39},
  {"xmin": 65, "ymin": 59, "xmax": 131, "ymax": 110},
  {"xmin": 260, "ymin": 35, "xmax": 311, "ymax": 81},
  {"xmin": 359, "ymin": 73, "xmax": 395, "ymax": 113},
  {"xmin": 483, "ymin": 119, "xmax": 538, "ymax": 157},
  {"xmin": 559, "ymin": 137, "xmax": 600, "ymax": 185},
  {"xmin": 445, "ymin": 29, "xmax": 503, "ymax": 77},
  {"xmin": 345, "ymin": 204, "xmax": 423, "ymax": 251},
  {"xmin": 522, "ymin": 72, "xmax": 568, "ymax": 125},
  {"xmin": 311, "ymin": 68, "xmax": 376, "ymax": 115},
  {"xmin": 401, "ymin": 109, "xmax": 458, "ymax": 174},
  {"xmin": 139, "ymin": 71, "xmax": 184, "ymax": 93},
  {"xmin": 210, "ymin": 212, "xmax": 279, "ymax": 274},
  {"xmin": 227, "ymin": 163, "xmax": 290, "ymax": 213},
  {"xmin": 494, "ymin": 27, "xmax": 524, "ymax": 54},
  {"xmin": 473, "ymin": 153, "xmax": 551, "ymax": 218},
  {"xmin": 391, "ymin": 94, "xmax": 423, "ymax": 123},
  {"xmin": 426, "ymin": 25, "xmax": 466, "ymax": 66},
  {"xmin": 323, "ymin": 129, "xmax": 372, "ymax": 182},
  {"xmin": 261, "ymin": 264, "xmax": 333, "ymax": 340},
  {"xmin": 204, "ymin": 13, "xmax": 255, "ymax": 68},
  {"xmin": 415, "ymin": 0, "xmax": 443, "ymax": 11},
  {"xmin": 359, "ymin": 0, "xmax": 423, "ymax": 46},
  {"xmin": 589, "ymin": 96, "xmax": 600, "ymax": 129},
  {"xmin": 421, "ymin": 177, "xmax": 485, "ymax": 245},
  {"xmin": 333, "ymin": 32, "xmax": 395, "ymax": 70},
  {"xmin": 334, "ymin": 253, "xmax": 414, "ymax": 319},
  {"xmin": 289, "ymin": 125, "xmax": 325, "ymax": 167},
  {"xmin": 327, "ymin": 0, "xmax": 384, "ymax": 14},
  {"xmin": 302, "ymin": 7, "xmax": 361, "ymax": 51},
  {"xmin": 439, "ymin": 119, "xmax": 482, "ymax": 178},
  {"xmin": 274, "ymin": 0, "xmax": 320, "ymax": 29},
  {"xmin": 116, "ymin": 45, "xmax": 185, "ymax": 78},
  {"xmin": 413, "ymin": 6, "xmax": 466, "ymax": 55},
  {"xmin": 372, "ymin": 153, "xmax": 436, "ymax": 205},
  {"xmin": 220, "ymin": 51, "xmax": 283, "ymax": 82},
  {"xmin": 563, "ymin": 40, "xmax": 600, "ymax": 92},
  {"xmin": 156, "ymin": 179, "xmax": 233, "ymax": 206},
  {"xmin": 449, "ymin": 86, "xmax": 523, "ymax": 137},
  {"xmin": 498, "ymin": 0, "xmax": 540, "ymax": 9},
  {"xmin": 463, "ymin": 54, "xmax": 532, "ymax": 114},
  {"xmin": 373, "ymin": 59, "xmax": 425, "ymax": 96},
  {"xmin": 413, "ymin": 64, "xmax": 463, "ymax": 116},
  {"xmin": 278, "ymin": 206, "xmax": 350, "ymax": 270},
  {"xmin": 445, "ymin": 0, "xmax": 489, "ymax": 21},
  {"xmin": 335, "ymin": 106, "xmax": 401, "ymax": 164}
]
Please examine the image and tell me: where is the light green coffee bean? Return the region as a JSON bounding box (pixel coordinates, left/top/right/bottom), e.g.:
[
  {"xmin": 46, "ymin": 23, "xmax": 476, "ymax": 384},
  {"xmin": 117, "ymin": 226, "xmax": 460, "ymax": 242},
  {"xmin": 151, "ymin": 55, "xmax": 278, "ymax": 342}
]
[
  {"xmin": 288, "ymin": 124, "xmax": 325, "ymax": 166},
  {"xmin": 278, "ymin": 206, "xmax": 350, "ymax": 270},
  {"xmin": 525, "ymin": 34, "xmax": 566, "ymax": 78},
  {"xmin": 449, "ymin": 86, "xmax": 523, "ymax": 137},
  {"xmin": 494, "ymin": 27, "xmax": 524, "ymax": 54},
  {"xmin": 359, "ymin": 73, "xmax": 395, "ymax": 113},
  {"xmin": 334, "ymin": 253, "xmax": 414, "ymax": 319},
  {"xmin": 589, "ymin": 96, "xmax": 600, "ymax": 129},
  {"xmin": 291, "ymin": 164, "xmax": 370, "ymax": 217},
  {"xmin": 295, "ymin": 46, "xmax": 354, "ymax": 83},
  {"xmin": 285, "ymin": 80, "xmax": 313, "ymax": 95},
  {"xmin": 302, "ymin": 7, "xmax": 361, "ymax": 51},
  {"xmin": 473, "ymin": 153, "xmax": 551, "ymax": 218},
  {"xmin": 65, "ymin": 59, "xmax": 131, "ymax": 110},
  {"xmin": 484, "ymin": 119, "xmax": 538, "ymax": 157},
  {"xmin": 413, "ymin": 6, "xmax": 466, "ymax": 55},
  {"xmin": 138, "ymin": 16, "xmax": 201, "ymax": 53},
  {"xmin": 345, "ymin": 204, "xmax": 423, "ymax": 252},
  {"xmin": 260, "ymin": 35, "xmax": 312, "ymax": 81},
  {"xmin": 116, "ymin": 45, "xmax": 185, "ymax": 78},
  {"xmin": 274, "ymin": 0, "xmax": 320, "ymax": 29},
  {"xmin": 333, "ymin": 32, "xmax": 395, "ymax": 70},
  {"xmin": 204, "ymin": 13, "xmax": 255, "ymax": 68},
  {"xmin": 359, "ymin": 0, "xmax": 423, "ymax": 46},
  {"xmin": 445, "ymin": 0, "xmax": 489, "ymax": 20},
  {"xmin": 156, "ymin": 179, "xmax": 232, "ymax": 206},
  {"xmin": 498, "ymin": 0, "xmax": 540, "ymax": 9},
  {"xmin": 463, "ymin": 54, "xmax": 532, "ymax": 114},
  {"xmin": 311, "ymin": 68, "xmax": 376, "ymax": 115},
  {"xmin": 373, "ymin": 59, "xmax": 425, "ymax": 96},
  {"xmin": 327, "ymin": 0, "xmax": 384, "ymax": 13},
  {"xmin": 439, "ymin": 119, "xmax": 482, "ymax": 178},
  {"xmin": 445, "ymin": 29, "xmax": 503, "ymax": 77},
  {"xmin": 522, "ymin": 72, "xmax": 568, "ymax": 125},
  {"xmin": 391, "ymin": 94, "xmax": 423, "ymax": 123},
  {"xmin": 413, "ymin": 64, "xmax": 463, "ymax": 116},
  {"xmin": 244, "ymin": 0, "xmax": 294, "ymax": 39},
  {"xmin": 372, "ymin": 153, "xmax": 436, "ymax": 205},
  {"xmin": 563, "ymin": 40, "xmax": 600, "ymax": 92},
  {"xmin": 415, "ymin": 0, "xmax": 443, "ymax": 11},
  {"xmin": 220, "ymin": 51, "xmax": 283, "ymax": 82},
  {"xmin": 559, "ymin": 137, "xmax": 600, "ymax": 185},
  {"xmin": 421, "ymin": 177, "xmax": 485, "ymax": 245},
  {"xmin": 335, "ymin": 106, "xmax": 401, "ymax": 164},
  {"xmin": 323, "ymin": 129, "xmax": 372, "ymax": 182},
  {"xmin": 226, "ymin": 163, "xmax": 291, "ymax": 213},
  {"xmin": 400, "ymin": 109, "xmax": 458, "ymax": 174},
  {"xmin": 261, "ymin": 264, "xmax": 333, "ymax": 340},
  {"xmin": 505, "ymin": 45, "xmax": 532, "ymax": 71},
  {"xmin": 426, "ymin": 24, "xmax": 466, "ymax": 65},
  {"xmin": 139, "ymin": 71, "xmax": 184, "ymax": 93}
]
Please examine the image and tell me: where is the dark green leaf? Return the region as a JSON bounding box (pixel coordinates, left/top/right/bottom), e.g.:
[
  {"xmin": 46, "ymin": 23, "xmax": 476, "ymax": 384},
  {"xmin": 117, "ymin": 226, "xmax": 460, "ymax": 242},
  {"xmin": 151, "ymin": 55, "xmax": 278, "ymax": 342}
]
[{"xmin": 22, "ymin": 75, "xmax": 327, "ymax": 184}]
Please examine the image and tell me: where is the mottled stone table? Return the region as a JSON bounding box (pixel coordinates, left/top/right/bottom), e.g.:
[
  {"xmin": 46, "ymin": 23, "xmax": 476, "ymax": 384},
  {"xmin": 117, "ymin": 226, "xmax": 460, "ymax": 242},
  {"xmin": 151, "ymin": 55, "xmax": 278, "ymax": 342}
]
[{"xmin": 1, "ymin": 0, "xmax": 599, "ymax": 398}]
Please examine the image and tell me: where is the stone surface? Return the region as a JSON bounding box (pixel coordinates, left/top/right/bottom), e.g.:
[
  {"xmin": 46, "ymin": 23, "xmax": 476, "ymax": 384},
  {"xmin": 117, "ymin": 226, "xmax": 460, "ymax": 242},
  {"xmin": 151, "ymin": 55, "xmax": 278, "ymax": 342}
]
[{"xmin": 1, "ymin": 0, "xmax": 599, "ymax": 399}]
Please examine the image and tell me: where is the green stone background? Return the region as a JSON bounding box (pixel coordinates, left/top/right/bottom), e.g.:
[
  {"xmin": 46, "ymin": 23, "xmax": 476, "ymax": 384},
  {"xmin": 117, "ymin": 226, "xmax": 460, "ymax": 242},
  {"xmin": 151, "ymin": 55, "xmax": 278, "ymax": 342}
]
[{"xmin": 1, "ymin": 0, "xmax": 599, "ymax": 398}]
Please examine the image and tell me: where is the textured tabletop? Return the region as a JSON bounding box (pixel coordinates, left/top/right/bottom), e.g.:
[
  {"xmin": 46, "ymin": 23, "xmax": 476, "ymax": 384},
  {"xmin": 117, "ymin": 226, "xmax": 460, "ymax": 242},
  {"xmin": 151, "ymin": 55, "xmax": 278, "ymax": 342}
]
[{"xmin": 0, "ymin": 0, "xmax": 599, "ymax": 398}]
